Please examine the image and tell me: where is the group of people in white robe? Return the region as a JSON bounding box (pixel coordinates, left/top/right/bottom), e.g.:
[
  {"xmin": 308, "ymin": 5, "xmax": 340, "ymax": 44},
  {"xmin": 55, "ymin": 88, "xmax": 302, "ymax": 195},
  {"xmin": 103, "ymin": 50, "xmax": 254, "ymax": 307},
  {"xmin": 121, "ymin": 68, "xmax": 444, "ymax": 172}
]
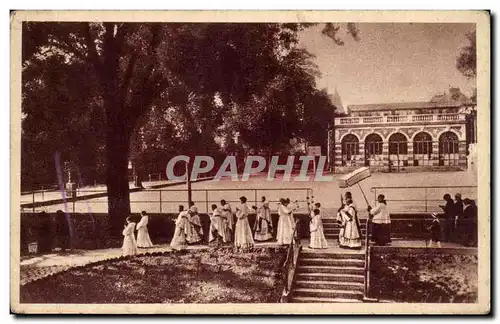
[
  {"xmin": 169, "ymin": 201, "xmax": 205, "ymax": 250},
  {"xmin": 122, "ymin": 211, "xmax": 154, "ymax": 256},
  {"xmin": 169, "ymin": 196, "xmax": 305, "ymax": 250},
  {"xmin": 123, "ymin": 191, "xmax": 392, "ymax": 256}
]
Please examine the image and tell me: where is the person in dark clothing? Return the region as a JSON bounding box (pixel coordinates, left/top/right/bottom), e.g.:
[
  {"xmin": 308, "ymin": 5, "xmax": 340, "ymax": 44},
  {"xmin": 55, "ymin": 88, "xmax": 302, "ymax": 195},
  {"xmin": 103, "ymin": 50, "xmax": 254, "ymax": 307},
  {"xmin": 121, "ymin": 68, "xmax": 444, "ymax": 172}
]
[
  {"xmin": 453, "ymin": 193, "xmax": 464, "ymax": 241},
  {"xmin": 55, "ymin": 210, "xmax": 70, "ymax": 252},
  {"xmin": 439, "ymin": 194, "xmax": 455, "ymax": 242},
  {"xmin": 461, "ymin": 198, "xmax": 478, "ymax": 247}
]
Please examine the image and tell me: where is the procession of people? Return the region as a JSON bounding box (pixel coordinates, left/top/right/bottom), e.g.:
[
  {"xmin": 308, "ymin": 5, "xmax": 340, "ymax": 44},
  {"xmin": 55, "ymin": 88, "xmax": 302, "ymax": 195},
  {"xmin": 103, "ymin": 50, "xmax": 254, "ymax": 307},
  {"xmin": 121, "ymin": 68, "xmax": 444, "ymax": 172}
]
[
  {"xmin": 121, "ymin": 189, "xmax": 477, "ymax": 256},
  {"xmin": 164, "ymin": 191, "xmax": 380, "ymax": 254}
]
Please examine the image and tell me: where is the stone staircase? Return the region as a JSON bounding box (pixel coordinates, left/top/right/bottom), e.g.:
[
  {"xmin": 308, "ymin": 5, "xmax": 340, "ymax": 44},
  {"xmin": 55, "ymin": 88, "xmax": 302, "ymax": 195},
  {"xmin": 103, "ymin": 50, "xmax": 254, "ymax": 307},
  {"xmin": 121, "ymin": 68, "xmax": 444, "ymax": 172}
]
[{"xmin": 289, "ymin": 218, "xmax": 368, "ymax": 303}]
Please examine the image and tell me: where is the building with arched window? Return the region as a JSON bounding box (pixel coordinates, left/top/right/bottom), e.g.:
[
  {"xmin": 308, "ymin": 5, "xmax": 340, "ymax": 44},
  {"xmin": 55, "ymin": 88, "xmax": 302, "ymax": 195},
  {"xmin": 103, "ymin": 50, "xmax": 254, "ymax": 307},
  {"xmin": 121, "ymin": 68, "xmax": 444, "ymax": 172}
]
[{"xmin": 331, "ymin": 98, "xmax": 476, "ymax": 172}]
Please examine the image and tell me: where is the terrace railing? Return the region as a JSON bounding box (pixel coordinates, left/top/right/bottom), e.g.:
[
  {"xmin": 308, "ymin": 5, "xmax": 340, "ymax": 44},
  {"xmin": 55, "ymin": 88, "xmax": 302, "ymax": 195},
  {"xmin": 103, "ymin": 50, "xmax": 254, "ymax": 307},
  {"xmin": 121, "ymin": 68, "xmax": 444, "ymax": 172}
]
[
  {"xmin": 370, "ymin": 185, "xmax": 477, "ymax": 213},
  {"xmin": 336, "ymin": 113, "xmax": 466, "ymax": 126},
  {"xmin": 21, "ymin": 187, "xmax": 314, "ymax": 214}
]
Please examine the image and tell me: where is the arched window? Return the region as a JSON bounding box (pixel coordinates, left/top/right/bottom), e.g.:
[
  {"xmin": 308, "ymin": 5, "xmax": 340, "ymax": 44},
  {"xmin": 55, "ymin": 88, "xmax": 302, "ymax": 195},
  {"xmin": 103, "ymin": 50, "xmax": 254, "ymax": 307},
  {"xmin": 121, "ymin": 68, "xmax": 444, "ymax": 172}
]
[
  {"xmin": 413, "ymin": 132, "xmax": 433, "ymax": 166},
  {"xmin": 439, "ymin": 132, "xmax": 459, "ymax": 166},
  {"xmin": 388, "ymin": 133, "xmax": 408, "ymax": 155},
  {"xmin": 388, "ymin": 133, "xmax": 408, "ymax": 169},
  {"xmin": 364, "ymin": 133, "xmax": 383, "ymax": 167},
  {"xmin": 341, "ymin": 134, "xmax": 359, "ymax": 166},
  {"xmin": 413, "ymin": 132, "xmax": 433, "ymax": 155},
  {"xmin": 439, "ymin": 132, "xmax": 459, "ymax": 154}
]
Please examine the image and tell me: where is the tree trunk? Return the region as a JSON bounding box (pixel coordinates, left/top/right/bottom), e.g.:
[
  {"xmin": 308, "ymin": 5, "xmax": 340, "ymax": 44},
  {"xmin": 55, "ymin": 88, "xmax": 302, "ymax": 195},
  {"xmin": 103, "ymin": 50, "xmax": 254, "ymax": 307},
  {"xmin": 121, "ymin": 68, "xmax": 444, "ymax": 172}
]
[
  {"xmin": 105, "ymin": 115, "xmax": 132, "ymax": 238},
  {"xmin": 186, "ymin": 158, "xmax": 192, "ymax": 205}
]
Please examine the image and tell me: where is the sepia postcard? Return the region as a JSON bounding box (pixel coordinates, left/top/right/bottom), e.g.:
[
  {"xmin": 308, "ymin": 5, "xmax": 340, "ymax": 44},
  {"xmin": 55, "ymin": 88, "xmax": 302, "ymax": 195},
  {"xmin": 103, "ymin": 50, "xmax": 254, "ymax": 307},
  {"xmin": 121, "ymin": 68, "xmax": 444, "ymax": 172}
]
[{"xmin": 10, "ymin": 10, "xmax": 490, "ymax": 315}]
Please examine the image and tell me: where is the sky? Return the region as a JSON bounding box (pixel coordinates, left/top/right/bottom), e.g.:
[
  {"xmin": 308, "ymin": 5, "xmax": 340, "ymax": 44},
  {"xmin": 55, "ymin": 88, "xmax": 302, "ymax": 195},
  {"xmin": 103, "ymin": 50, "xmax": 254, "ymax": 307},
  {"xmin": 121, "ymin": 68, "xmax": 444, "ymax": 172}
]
[{"xmin": 298, "ymin": 23, "xmax": 476, "ymax": 111}]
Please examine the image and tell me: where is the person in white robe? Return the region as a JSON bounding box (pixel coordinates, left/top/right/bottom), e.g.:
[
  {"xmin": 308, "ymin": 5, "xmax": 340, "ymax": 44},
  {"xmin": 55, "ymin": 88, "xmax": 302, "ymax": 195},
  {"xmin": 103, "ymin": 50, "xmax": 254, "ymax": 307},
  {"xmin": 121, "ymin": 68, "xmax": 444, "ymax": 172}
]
[
  {"xmin": 186, "ymin": 201, "xmax": 203, "ymax": 244},
  {"xmin": 337, "ymin": 191, "xmax": 353, "ymax": 238},
  {"xmin": 170, "ymin": 205, "xmax": 189, "ymax": 250},
  {"xmin": 337, "ymin": 199, "xmax": 362, "ymax": 249},
  {"xmin": 309, "ymin": 208, "xmax": 328, "ymax": 249},
  {"xmin": 136, "ymin": 211, "xmax": 154, "ymax": 248},
  {"xmin": 368, "ymin": 194, "xmax": 391, "ymax": 246},
  {"xmin": 209, "ymin": 204, "xmax": 227, "ymax": 246},
  {"xmin": 220, "ymin": 199, "xmax": 233, "ymax": 242},
  {"xmin": 234, "ymin": 196, "xmax": 255, "ymax": 249},
  {"xmin": 276, "ymin": 198, "xmax": 299, "ymax": 245},
  {"xmin": 122, "ymin": 217, "xmax": 138, "ymax": 256},
  {"xmin": 254, "ymin": 196, "xmax": 273, "ymax": 242}
]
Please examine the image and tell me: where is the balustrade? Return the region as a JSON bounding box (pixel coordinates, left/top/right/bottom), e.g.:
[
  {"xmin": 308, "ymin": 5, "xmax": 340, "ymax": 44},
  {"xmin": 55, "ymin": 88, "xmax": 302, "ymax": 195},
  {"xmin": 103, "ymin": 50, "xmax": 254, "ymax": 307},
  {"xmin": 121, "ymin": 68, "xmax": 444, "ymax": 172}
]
[{"xmin": 336, "ymin": 113, "xmax": 463, "ymax": 126}]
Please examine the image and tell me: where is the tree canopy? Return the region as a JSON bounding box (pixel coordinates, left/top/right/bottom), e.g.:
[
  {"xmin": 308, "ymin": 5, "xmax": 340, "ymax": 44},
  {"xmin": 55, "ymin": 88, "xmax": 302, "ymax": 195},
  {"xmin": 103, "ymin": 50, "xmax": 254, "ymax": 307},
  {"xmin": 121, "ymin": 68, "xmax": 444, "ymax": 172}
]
[
  {"xmin": 456, "ymin": 30, "xmax": 476, "ymax": 80},
  {"xmin": 22, "ymin": 22, "xmax": 357, "ymax": 234}
]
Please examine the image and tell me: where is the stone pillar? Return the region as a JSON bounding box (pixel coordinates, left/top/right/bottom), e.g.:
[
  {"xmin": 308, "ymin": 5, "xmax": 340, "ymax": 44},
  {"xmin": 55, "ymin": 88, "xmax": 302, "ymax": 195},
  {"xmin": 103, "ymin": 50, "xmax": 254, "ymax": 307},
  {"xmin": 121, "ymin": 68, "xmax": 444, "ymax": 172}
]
[
  {"xmin": 431, "ymin": 141, "xmax": 440, "ymax": 166},
  {"xmin": 458, "ymin": 141, "xmax": 468, "ymax": 169},
  {"xmin": 66, "ymin": 171, "xmax": 77, "ymax": 198},
  {"xmin": 407, "ymin": 143, "xmax": 414, "ymax": 166},
  {"xmin": 382, "ymin": 142, "xmax": 389, "ymax": 169},
  {"xmin": 334, "ymin": 143, "xmax": 342, "ymax": 167},
  {"xmin": 358, "ymin": 142, "xmax": 365, "ymax": 167}
]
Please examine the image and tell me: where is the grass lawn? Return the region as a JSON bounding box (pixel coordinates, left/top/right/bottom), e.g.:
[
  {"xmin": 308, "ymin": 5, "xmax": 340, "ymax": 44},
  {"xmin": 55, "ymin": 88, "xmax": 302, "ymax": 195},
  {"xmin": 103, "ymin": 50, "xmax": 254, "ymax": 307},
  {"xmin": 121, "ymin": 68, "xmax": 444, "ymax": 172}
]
[
  {"xmin": 371, "ymin": 250, "xmax": 478, "ymax": 303},
  {"xmin": 20, "ymin": 247, "xmax": 287, "ymax": 304}
]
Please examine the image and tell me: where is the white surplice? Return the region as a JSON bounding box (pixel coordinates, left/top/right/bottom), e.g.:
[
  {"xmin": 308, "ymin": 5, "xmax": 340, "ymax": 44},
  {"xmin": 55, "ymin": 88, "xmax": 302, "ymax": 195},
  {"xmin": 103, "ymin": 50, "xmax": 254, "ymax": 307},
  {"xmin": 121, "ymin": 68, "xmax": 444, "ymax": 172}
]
[
  {"xmin": 170, "ymin": 210, "xmax": 189, "ymax": 250},
  {"xmin": 309, "ymin": 214, "xmax": 328, "ymax": 249},
  {"xmin": 276, "ymin": 203, "xmax": 296, "ymax": 245},
  {"xmin": 186, "ymin": 205, "xmax": 203, "ymax": 243},
  {"xmin": 122, "ymin": 222, "xmax": 138, "ymax": 256},
  {"xmin": 136, "ymin": 216, "xmax": 153, "ymax": 248},
  {"xmin": 254, "ymin": 200, "xmax": 273, "ymax": 241},
  {"xmin": 209, "ymin": 207, "xmax": 229, "ymax": 244},
  {"xmin": 234, "ymin": 203, "xmax": 254, "ymax": 248},
  {"xmin": 337, "ymin": 203, "xmax": 362, "ymax": 249}
]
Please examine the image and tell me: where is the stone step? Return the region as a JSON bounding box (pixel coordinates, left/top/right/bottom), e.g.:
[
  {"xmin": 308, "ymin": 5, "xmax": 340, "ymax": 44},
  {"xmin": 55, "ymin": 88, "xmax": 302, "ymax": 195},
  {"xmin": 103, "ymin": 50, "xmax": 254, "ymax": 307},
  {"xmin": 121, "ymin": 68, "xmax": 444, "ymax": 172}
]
[
  {"xmin": 323, "ymin": 225, "xmax": 367, "ymax": 231},
  {"xmin": 323, "ymin": 224, "xmax": 367, "ymax": 228},
  {"xmin": 323, "ymin": 228, "xmax": 367, "ymax": 234},
  {"xmin": 324, "ymin": 234, "xmax": 367, "ymax": 240},
  {"xmin": 299, "ymin": 258, "xmax": 365, "ymax": 267},
  {"xmin": 291, "ymin": 288, "xmax": 364, "ymax": 300},
  {"xmin": 296, "ymin": 272, "xmax": 365, "ymax": 283},
  {"xmin": 297, "ymin": 265, "xmax": 365, "ymax": 275},
  {"xmin": 295, "ymin": 280, "xmax": 364, "ymax": 292},
  {"xmin": 300, "ymin": 251, "xmax": 364, "ymax": 260},
  {"xmin": 323, "ymin": 224, "xmax": 366, "ymax": 230},
  {"xmin": 289, "ymin": 296, "xmax": 363, "ymax": 303},
  {"xmin": 323, "ymin": 222, "xmax": 367, "ymax": 227},
  {"xmin": 323, "ymin": 219, "xmax": 368, "ymax": 225}
]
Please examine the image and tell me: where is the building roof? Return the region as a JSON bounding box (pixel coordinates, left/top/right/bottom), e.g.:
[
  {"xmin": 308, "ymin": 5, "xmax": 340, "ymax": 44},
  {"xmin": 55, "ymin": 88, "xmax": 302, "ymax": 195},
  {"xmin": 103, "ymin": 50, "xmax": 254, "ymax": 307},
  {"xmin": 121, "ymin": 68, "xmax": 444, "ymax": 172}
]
[
  {"xmin": 330, "ymin": 87, "xmax": 344, "ymax": 113},
  {"xmin": 347, "ymin": 99, "xmax": 475, "ymax": 113}
]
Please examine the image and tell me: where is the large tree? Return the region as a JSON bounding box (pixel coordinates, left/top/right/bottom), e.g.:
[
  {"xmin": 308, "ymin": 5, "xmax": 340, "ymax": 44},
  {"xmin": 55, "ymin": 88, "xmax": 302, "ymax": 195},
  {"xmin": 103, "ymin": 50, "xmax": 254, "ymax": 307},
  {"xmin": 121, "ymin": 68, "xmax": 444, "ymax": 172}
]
[
  {"xmin": 22, "ymin": 22, "xmax": 356, "ymax": 236},
  {"xmin": 456, "ymin": 30, "xmax": 476, "ymax": 80},
  {"xmin": 232, "ymin": 48, "xmax": 336, "ymax": 156}
]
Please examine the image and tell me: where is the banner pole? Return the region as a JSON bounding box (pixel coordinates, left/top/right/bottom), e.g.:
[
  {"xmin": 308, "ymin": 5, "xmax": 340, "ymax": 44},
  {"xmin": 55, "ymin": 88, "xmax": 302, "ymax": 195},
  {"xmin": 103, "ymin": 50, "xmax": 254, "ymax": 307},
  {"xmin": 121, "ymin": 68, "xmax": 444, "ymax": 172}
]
[{"xmin": 357, "ymin": 182, "xmax": 370, "ymax": 206}]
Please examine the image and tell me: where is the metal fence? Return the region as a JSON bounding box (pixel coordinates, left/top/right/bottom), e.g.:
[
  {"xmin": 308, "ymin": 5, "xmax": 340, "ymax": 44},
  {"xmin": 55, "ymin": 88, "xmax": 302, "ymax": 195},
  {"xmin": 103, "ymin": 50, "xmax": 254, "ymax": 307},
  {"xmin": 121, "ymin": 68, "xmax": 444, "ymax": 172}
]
[
  {"xmin": 371, "ymin": 185, "xmax": 477, "ymax": 213},
  {"xmin": 21, "ymin": 187, "xmax": 314, "ymax": 214}
]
